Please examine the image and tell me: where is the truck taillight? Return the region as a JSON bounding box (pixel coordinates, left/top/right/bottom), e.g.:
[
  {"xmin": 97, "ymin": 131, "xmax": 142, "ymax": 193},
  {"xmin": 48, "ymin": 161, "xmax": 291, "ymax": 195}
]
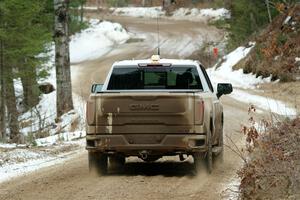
[
  {"xmin": 86, "ymin": 101, "xmax": 95, "ymax": 125},
  {"xmin": 195, "ymin": 100, "xmax": 204, "ymax": 125}
]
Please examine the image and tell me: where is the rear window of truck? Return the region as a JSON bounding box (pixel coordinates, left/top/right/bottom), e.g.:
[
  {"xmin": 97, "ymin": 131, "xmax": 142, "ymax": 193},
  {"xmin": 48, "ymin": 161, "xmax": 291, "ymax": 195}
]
[{"xmin": 107, "ymin": 66, "xmax": 203, "ymax": 90}]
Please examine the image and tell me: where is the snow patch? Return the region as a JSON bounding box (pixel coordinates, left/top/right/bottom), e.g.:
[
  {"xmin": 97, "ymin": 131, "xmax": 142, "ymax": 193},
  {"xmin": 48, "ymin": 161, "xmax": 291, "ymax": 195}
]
[
  {"xmin": 283, "ymin": 16, "xmax": 292, "ymax": 25},
  {"xmin": 70, "ymin": 19, "xmax": 130, "ymax": 63},
  {"xmin": 105, "ymin": 6, "xmax": 230, "ymax": 22},
  {"xmin": 83, "ymin": 6, "xmax": 98, "ymax": 11},
  {"xmin": 231, "ymin": 89, "xmax": 297, "ymax": 116},
  {"xmin": 35, "ymin": 131, "xmax": 86, "ymax": 147},
  {"xmin": 207, "ymin": 44, "xmax": 297, "ymax": 116},
  {"xmin": 0, "ymin": 144, "xmax": 26, "ymax": 149},
  {"xmin": 207, "ymin": 43, "xmax": 271, "ymax": 89},
  {"xmin": 0, "ymin": 149, "xmax": 46, "ymax": 166},
  {"xmin": 112, "ymin": 6, "xmax": 165, "ymax": 18},
  {"xmin": 172, "ymin": 7, "xmax": 230, "ymax": 21},
  {"xmin": 221, "ymin": 176, "xmax": 240, "ymax": 200},
  {"xmin": 0, "ymin": 141, "xmax": 84, "ymax": 183}
]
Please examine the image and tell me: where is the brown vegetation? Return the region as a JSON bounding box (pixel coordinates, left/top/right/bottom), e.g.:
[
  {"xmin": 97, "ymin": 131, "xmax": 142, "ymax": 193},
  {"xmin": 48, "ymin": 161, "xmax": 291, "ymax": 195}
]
[
  {"xmin": 238, "ymin": 109, "xmax": 300, "ymax": 199},
  {"xmin": 234, "ymin": 4, "xmax": 300, "ymax": 82}
]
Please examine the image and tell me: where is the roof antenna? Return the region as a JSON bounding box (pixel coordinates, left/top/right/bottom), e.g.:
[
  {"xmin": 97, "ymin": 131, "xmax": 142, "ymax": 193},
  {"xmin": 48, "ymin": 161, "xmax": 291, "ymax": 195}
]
[{"xmin": 156, "ymin": 9, "xmax": 160, "ymax": 56}]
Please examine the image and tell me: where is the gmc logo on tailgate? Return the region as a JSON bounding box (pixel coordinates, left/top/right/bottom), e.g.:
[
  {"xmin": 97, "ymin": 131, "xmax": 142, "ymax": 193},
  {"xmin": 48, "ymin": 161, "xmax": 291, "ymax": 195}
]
[{"xmin": 129, "ymin": 104, "xmax": 159, "ymax": 111}]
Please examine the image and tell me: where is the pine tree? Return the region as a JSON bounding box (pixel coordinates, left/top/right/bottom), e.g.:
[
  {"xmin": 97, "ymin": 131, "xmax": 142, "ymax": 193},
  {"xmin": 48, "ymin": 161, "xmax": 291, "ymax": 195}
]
[{"xmin": 0, "ymin": 0, "xmax": 52, "ymax": 143}]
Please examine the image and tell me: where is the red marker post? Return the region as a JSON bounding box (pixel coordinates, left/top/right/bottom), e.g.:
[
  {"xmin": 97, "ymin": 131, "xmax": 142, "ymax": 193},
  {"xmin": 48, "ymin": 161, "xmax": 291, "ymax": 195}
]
[{"xmin": 213, "ymin": 47, "xmax": 219, "ymax": 59}]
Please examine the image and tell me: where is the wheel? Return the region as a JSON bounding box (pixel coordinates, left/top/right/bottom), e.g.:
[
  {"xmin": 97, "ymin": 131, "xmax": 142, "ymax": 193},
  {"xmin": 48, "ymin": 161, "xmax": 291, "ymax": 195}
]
[
  {"xmin": 88, "ymin": 151, "xmax": 108, "ymax": 176},
  {"xmin": 206, "ymin": 129, "xmax": 213, "ymax": 174},
  {"xmin": 214, "ymin": 115, "xmax": 224, "ymax": 164},
  {"xmin": 215, "ymin": 126, "xmax": 224, "ymax": 163},
  {"xmin": 109, "ymin": 155, "xmax": 125, "ymax": 171},
  {"xmin": 193, "ymin": 153, "xmax": 203, "ymax": 174}
]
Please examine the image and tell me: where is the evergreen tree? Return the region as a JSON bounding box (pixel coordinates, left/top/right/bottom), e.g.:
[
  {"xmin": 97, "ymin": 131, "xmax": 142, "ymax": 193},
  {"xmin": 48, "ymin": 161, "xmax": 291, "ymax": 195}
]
[
  {"xmin": 227, "ymin": 0, "xmax": 298, "ymax": 49},
  {"xmin": 0, "ymin": 0, "xmax": 52, "ymax": 143},
  {"xmin": 69, "ymin": 0, "xmax": 88, "ymax": 35}
]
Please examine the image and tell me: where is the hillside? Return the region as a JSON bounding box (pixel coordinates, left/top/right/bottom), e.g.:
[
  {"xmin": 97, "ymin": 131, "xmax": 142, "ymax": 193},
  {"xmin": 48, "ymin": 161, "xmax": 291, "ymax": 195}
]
[{"xmin": 234, "ymin": 4, "xmax": 300, "ymax": 82}]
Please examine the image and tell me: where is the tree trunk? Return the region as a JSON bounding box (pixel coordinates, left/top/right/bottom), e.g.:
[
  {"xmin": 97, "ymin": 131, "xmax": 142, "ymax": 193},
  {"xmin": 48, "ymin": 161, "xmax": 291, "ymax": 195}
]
[
  {"xmin": 250, "ymin": 12, "xmax": 257, "ymax": 33},
  {"xmin": 54, "ymin": 0, "xmax": 74, "ymax": 118},
  {"xmin": 80, "ymin": 3, "xmax": 84, "ymax": 23},
  {"xmin": 3, "ymin": 62, "xmax": 20, "ymax": 143},
  {"xmin": 0, "ymin": 39, "xmax": 6, "ymax": 141},
  {"xmin": 20, "ymin": 65, "xmax": 39, "ymax": 109},
  {"xmin": 224, "ymin": 0, "xmax": 232, "ymax": 9},
  {"xmin": 265, "ymin": 0, "xmax": 272, "ymax": 23}
]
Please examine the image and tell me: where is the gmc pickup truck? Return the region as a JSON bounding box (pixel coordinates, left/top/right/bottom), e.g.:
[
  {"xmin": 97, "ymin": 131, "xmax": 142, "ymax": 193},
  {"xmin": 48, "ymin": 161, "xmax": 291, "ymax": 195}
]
[{"xmin": 86, "ymin": 55, "xmax": 232, "ymax": 174}]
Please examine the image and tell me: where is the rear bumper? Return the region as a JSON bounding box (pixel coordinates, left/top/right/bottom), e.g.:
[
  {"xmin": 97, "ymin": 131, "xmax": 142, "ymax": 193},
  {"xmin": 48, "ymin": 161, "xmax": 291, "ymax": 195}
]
[{"xmin": 86, "ymin": 134, "xmax": 207, "ymax": 156}]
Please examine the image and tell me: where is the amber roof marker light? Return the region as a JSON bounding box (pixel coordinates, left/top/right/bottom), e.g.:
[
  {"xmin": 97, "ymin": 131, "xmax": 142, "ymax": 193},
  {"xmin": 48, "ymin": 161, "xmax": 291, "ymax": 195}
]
[{"xmin": 151, "ymin": 55, "xmax": 160, "ymax": 63}]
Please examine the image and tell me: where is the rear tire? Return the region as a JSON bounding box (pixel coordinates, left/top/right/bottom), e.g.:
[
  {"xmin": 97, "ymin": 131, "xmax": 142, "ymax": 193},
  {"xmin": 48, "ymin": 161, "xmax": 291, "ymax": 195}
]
[
  {"xmin": 206, "ymin": 129, "xmax": 213, "ymax": 174},
  {"xmin": 216, "ymin": 128, "xmax": 224, "ymax": 163},
  {"xmin": 88, "ymin": 152, "xmax": 108, "ymax": 176},
  {"xmin": 214, "ymin": 116, "xmax": 224, "ymax": 164},
  {"xmin": 193, "ymin": 153, "xmax": 203, "ymax": 174},
  {"xmin": 109, "ymin": 155, "xmax": 125, "ymax": 171}
]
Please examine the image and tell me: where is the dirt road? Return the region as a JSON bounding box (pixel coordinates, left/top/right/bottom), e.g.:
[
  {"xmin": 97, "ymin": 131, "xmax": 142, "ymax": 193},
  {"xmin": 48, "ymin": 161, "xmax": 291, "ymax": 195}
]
[{"xmin": 0, "ymin": 16, "xmax": 251, "ymax": 200}]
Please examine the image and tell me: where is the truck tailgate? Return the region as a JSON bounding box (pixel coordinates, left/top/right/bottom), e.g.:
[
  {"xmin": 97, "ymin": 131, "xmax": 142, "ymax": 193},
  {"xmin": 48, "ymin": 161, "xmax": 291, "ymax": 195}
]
[{"xmin": 93, "ymin": 92, "xmax": 200, "ymax": 134}]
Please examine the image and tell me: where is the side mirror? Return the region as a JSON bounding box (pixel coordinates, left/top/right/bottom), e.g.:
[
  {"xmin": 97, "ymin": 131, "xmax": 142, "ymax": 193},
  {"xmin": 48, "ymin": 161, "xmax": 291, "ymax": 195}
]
[
  {"xmin": 91, "ymin": 84, "xmax": 104, "ymax": 93},
  {"xmin": 217, "ymin": 83, "xmax": 233, "ymax": 98}
]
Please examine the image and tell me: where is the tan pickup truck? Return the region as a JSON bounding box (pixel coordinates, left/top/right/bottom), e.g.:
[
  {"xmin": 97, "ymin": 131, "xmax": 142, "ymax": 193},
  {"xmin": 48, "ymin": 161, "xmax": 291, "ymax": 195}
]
[{"xmin": 86, "ymin": 56, "xmax": 232, "ymax": 174}]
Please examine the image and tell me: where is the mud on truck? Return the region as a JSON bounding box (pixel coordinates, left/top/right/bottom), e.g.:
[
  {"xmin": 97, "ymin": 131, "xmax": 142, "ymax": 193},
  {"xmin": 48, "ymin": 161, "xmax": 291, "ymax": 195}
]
[{"xmin": 86, "ymin": 55, "xmax": 232, "ymax": 174}]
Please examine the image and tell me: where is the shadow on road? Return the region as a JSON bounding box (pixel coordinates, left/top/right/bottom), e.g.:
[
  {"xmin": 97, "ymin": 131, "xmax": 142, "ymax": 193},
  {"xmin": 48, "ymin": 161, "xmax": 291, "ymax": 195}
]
[{"xmin": 107, "ymin": 160, "xmax": 198, "ymax": 177}]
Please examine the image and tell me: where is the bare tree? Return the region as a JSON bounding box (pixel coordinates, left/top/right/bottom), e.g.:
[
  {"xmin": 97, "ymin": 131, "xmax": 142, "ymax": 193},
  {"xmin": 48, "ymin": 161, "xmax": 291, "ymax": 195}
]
[
  {"xmin": 54, "ymin": 0, "xmax": 74, "ymax": 118},
  {"xmin": 266, "ymin": 0, "xmax": 272, "ymax": 23}
]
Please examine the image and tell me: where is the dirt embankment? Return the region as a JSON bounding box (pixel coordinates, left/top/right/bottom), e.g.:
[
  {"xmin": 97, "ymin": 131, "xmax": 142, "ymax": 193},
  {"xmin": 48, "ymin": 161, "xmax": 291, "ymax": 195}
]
[{"xmin": 234, "ymin": 4, "xmax": 300, "ymax": 82}]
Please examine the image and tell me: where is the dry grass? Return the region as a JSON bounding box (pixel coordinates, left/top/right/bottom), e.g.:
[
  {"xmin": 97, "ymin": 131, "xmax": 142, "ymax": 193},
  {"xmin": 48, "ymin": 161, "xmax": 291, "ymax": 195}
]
[{"xmin": 238, "ymin": 111, "xmax": 300, "ymax": 199}]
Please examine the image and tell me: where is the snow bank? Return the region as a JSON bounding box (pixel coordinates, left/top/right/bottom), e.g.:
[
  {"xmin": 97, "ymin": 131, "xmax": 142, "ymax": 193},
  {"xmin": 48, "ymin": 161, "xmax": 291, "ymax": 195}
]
[
  {"xmin": 230, "ymin": 90, "xmax": 297, "ymax": 116},
  {"xmin": 107, "ymin": 6, "xmax": 230, "ymax": 22},
  {"xmin": 0, "ymin": 140, "xmax": 84, "ymax": 183},
  {"xmin": 70, "ymin": 19, "xmax": 130, "ymax": 63},
  {"xmin": 35, "ymin": 131, "xmax": 86, "ymax": 146},
  {"xmin": 0, "ymin": 131, "xmax": 85, "ymax": 183},
  {"xmin": 207, "ymin": 43, "xmax": 297, "ymax": 116},
  {"xmin": 0, "ymin": 149, "xmax": 47, "ymax": 166},
  {"xmin": 207, "ymin": 43, "xmax": 271, "ymax": 89},
  {"xmin": 19, "ymin": 91, "xmax": 85, "ymax": 136},
  {"xmin": 172, "ymin": 7, "xmax": 230, "ymax": 21},
  {"xmin": 0, "ymin": 143, "xmax": 26, "ymax": 149},
  {"xmin": 112, "ymin": 6, "xmax": 165, "ymax": 18},
  {"xmin": 83, "ymin": 6, "xmax": 98, "ymax": 11}
]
